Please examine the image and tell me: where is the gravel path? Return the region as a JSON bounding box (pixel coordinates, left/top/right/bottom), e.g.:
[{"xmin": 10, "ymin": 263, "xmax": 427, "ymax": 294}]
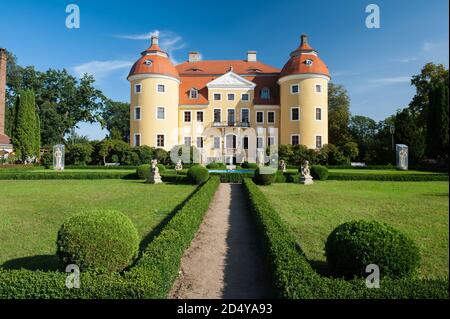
[{"xmin": 169, "ymin": 183, "xmax": 273, "ymax": 299}]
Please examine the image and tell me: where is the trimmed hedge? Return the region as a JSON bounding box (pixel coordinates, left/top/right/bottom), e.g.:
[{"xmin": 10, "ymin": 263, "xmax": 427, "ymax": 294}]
[
  {"xmin": 242, "ymin": 178, "xmax": 448, "ymax": 299},
  {"xmin": 253, "ymin": 167, "xmax": 277, "ymax": 185},
  {"xmin": 0, "ymin": 177, "xmax": 221, "ymax": 298},
  {"xmin": 325, "ymin": 220, "xmax": 420, "ymax": 279},
  {"xmin": 310, "ymin": 165, "xmax": 329, "ymax": 180},
  {"xmin": 0, "ymin": 171, "xmax": 137, "ymax": 180},
  {"xmin": 57, "ymin": 210, "xmax": 139, "ymax": 273},
  {"xmin": 187, "ymin": 165, "xmax": 210, "ymax": 185},
  {"xmin": 241, "ymin": 161, "xmax": 258, "ymax": 169},
  {"xmin": 206, "ymin": 162, "xmax": 226, "ymax": 170},
  {"xmin": 328, "ymin": 173, "xmax": 449, "ymax": 181},
  {"xmin": 274, "ymin": 172, "xmax": 286, "ymax": 183},
  {"xmin": 136, "ymin": 164, "xmax": 151, "ymax": 180}
]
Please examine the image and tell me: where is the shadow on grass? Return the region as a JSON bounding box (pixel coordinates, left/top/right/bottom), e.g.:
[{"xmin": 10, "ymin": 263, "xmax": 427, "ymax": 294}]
[{"xmin": 1, "ymin": 255, "xmax": 62, "ymax": 272}]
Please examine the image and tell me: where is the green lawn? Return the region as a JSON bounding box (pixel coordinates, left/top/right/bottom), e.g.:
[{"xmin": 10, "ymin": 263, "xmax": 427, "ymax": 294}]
[
  {"xmin": 0, "ymin": 180, "xmax": 195, "ymax": 270},
  {"xmin": 260, "ymin": 181, "xmax": 449, "ymax": 279}
]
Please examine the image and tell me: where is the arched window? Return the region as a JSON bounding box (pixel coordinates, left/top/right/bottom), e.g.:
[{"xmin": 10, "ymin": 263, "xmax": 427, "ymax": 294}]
[
  {"xmin": 189, "ymin": 88, "xmax": 199, "ymax": 99},
  {"xmin": 260, "ymin": 87, "xmax": 270, "ymax": 100}
]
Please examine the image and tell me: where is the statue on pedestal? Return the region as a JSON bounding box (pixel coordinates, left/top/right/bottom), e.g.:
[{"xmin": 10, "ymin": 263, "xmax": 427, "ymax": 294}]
[
  {"xmin": 279, "ymin": 160, "xmax": 287, "ymax": 173},
  {"xmin": 53, "ymin": 145, "xmax": 65, "ymax": 171},
  {"xmin": 147, "ymin": 159, "xmax": 163, "ymax": 184},
  {"xmin": 175, "ymin": 160, "xmax": 183, "ymax": 171},
  {"xmin": 299, "ymin": 160, "xmax": 314, "ymax": 185}
]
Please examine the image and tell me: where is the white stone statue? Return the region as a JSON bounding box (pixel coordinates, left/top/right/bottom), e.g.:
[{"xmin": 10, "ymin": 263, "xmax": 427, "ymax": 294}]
[
  {"xmin": 279, "ymin": 160, "xmax": 287, "ymax": 173},
  {"xmin": 175, "ymin": 160, "xmax": 183, "ymax": 171},
  {"xmin": 396, "ymin": 144, "xmax": 409, "ymax": 171},
  {"xmin": 53, "ymin": 145, "xmax": 65, "ymax": 171},
  {"xmin": 300, "ymin": 160, "xmax": 314, "ymax": 185},
  {"xmin": 147, "ymin": 159, "xmax": 163, "ymax": 184}
]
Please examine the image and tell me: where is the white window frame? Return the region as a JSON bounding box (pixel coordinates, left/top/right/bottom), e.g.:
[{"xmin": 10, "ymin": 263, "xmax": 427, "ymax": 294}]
[
  {"xmin": 260, "ymin": 87, "xmax": 270, "ymax": 100},
  {"xmin": 184, "ymin": 136, "xmax": 192, "ymax": 147},
  {"xmin": 315, "ymin": 135, "xmax": 323, "ymax": 149},
  {"xmin": 213, "ymin": 108, "xmax": 222, "ymax": 123},
  {"xmin": 156, "ymin": 134, "xmax": 165, "ymax": 148},
  {"xmin": 256, "ymin": 111, "xmax": 264, "ymax": 124},
  {"xmin": 256, "ymin": 136, "xmax": 264, "ymax": 150},
  {"xmin": 267, "ymin": 136, "xmax": 275, "ymax": 147},
  {"xmin": 290, "ymin": 84, "xmax": 299, "ymax": 94},
  {"xmin": 213, "ymin": 136, "xmax": 221, "ymax": 149},
  {"xmin": 189, "ymin": 88, "xmax": 199, "ymax": 99},
  {"xmin": 156, "ymin": 106, "xmax": 165, "ymax": 120},
  {"xmin": 134, "ymin": 106, "xmax": 141, "ymax": 121},
  {"xmin": 134, "ymin": 133, "xmax": 141, "ymax": 147},
  {"xmin": 241, "ymin": 93, "xmax": 250, "ymax": 101},
  {"xmin": 267, "ymin": 111, "xmax": 276, "ymax": 124},
  {"xmin": 290, "ymin": 107, "xmax": 300, "ymax": 121},
  {"xmin": 213, "ymin": 93, "xmax": 222, "ymax": 101},
  {"xmin": 315, "ymin": 107, "xmax": 322, "ymax": 121},
  {"xmin": 156, "ymin": 83, "xmax": 166, "ymax": 94},
  {"xmin": 241, "ymin": 108, "xmax": 250, "ymax": 123},
  {"xmin": 196, "ymin": 137, "xmax": 204, "ymax": 149},
  {"xmin": 227, "ymin": 108, "xmax": 236, "ymax": 123},
  {"xmin": 242, "ymin": 136, "xmax": 249, "ymax": 150},
  {"xmin": 134, "ymin": 84, "xmax": 142, "ymax": 94},
  {"xmin": 227, "ymin": 93, "xmax": 235, "ymax": 101},
  {"xmin": 196, "ymin": 111, "xmax": 204, "ymax": 123},
  {"xmin": 184, "ymin": 111, "xmax": 192, "ymax": 123},
  {"xmin": 315, "ymin": 83, "xmax": 322, "ymax": 93},
  {"xmin": 291, "ymin": 134, "xmax": 300, "ymax": 146}
]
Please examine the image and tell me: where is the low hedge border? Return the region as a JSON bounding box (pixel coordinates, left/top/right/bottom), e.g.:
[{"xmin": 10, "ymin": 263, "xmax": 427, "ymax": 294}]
[
  {"xmin": 0, "ymin": 176, "xmax": 221, "ymax": 298},
  {"xmin": 328, "ymin": 173, "xmax": 449, "ymax": 182},
  {"xmin": 210, "ymin": 172, "xmax": 255, "ymax": 183},
  {"xmin": 242, "ymin": 178, "xmax": 448, "ymax": 299},
  {"xmin": 0, "ymin": 171, "xmax": 137, "ymax": 180}
]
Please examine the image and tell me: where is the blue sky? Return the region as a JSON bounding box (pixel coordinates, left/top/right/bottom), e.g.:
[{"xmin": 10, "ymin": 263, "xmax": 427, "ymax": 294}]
[{"xmin": 1, "ymin": 0, "xmax": 448, "ymax": 140}]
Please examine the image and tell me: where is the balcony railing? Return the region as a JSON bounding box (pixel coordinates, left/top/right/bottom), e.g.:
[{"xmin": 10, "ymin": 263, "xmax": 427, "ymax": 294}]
[{"xmin": 212, "ymin": 121, "xmax": 250, "ymax": 128}]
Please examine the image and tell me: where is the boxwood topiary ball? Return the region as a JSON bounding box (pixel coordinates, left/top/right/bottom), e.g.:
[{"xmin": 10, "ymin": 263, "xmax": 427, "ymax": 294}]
[
  {"xmin": 187, "ymin": 165, "xmax": 210, "ymax": 185},
  {"xmin": 57, "ymin": 210, "xmax": 139, "ymax": 272},
  {"xmin": 310, "ymin": 165, "xmax": 329, "ymax": 180},
  {"xmin": 325, "ymin": 220, "xmax": 420, "ymax": 279}
]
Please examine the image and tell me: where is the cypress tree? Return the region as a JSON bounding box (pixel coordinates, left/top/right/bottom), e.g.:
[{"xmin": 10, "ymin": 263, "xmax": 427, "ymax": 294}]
[
  {"xmin": 427, "ymin": 80, "xmax": 449, "ymax": 160},
  {"xmin": 11, "ymin": 89, "xmax": 40, "ymax": 162}
]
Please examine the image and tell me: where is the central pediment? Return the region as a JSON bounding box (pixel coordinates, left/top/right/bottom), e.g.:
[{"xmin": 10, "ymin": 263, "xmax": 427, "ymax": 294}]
[{"xmin": 206, "ymin": 71, "xmax": 256, "ymax": 89}]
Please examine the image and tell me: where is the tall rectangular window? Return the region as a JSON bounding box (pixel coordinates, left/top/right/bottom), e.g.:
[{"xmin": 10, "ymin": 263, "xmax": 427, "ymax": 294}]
[
  {"xmin": 157, "ymin": 84, "xmax": 165, "ymax": 93},
  {"xmin": 184, "ymin": 111, "xmax": 191, "ymax": 122},
  {"xmin": 268, "ymin": 136, "xmax": 275, "ymax": 147},
  {"xmin": 196, "ymin": 137, "xmax": 203, "ymax": 148},
  {"xmin": 243, "ymin": 136, "xmax": 249, "ymax": 150},
  {"xmin": 242, "ymin": 93, "xmax": 249, "ymax": 101},
  {"xmin": 257, "ymin": 137, "xmax": 264, "ymax": 149},
  {"xmin": 134, "ymin": 134, "xmax": 141, "ymax": 147},
  {"xmin": 197, "ymin": 111, "xmax": 204, "ymax": 122},
  {"xmin": 316, "ymin": 136, "xmax": 323, "ymax": 149},
  {"xmin": 214, "ymin": 137, "xmax": 221, "ymax": 149},
  {"xmin": 184, "ymin": 137, "xmax": 191, "ymax": 146},
  {"xmin": 135, "ymin": 107, "xmax": 141, "ymax": 120},
  {"xmin": 291, "ymin": 135, "xmax": 299, "ymax": 145},
  {"xmin": 267, "ymin": 111, "xmax": 275, "ymax": 123},
  {"xmin": 315, "ymin": 107, "xmax": 322, "ymax": 121},
  {"xmin": 135, "ymin": 84, "xmax": 141, "ymax": 93},
  {"xmin": 227, "ymin": 109, "xmax": 235, "ymax": 124},
  {"xmin": 157, "ymin": 134, "xmax": 165, "ymax": 147},
  {"xmin": 291, "ymin": 107, "xmax": 300, "ymax": 121},
  {"xmin": 291, "ymin": 84, "xmax": 299, "ymax": 94},
  {"xmin": 157, "ymin": 107, "xmax": 165, "ymax": 120},
  {"xmin": 256, "ymin": 111, "xmax": 264, "ymax": 123},
  {"xmin": 214, "ymin": 109, "xmax": 221, "ymax": 123},
  {"xmin": 214, "ymin": 93, "xmax": 221, "ymax": 101},
  {"xmin": 241, "ymin": 109, "xmax": 249, "ymax": 123},
  {"xmin": 315, "ymin": 84, "xmax": 322, "ymax": 93}
]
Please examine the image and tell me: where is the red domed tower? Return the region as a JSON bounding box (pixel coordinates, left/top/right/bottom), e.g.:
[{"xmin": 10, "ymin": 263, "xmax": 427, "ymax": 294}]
[
  {"xmin": 127, "ymin": 35, "xmax": 180, "ymax": 150},
  {"xmin": 278, "ymin": 35, "xmax": 330, "ymax": 149}
]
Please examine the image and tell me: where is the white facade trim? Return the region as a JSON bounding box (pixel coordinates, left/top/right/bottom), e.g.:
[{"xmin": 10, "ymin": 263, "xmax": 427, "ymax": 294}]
[
  {"xmin": 134, "ymin": 106, "xmax": 141, "ymax": 121},
  {"xmin": 128, "ymin": 73, "xmax": 181, "ymax": 84},
  {"xmin": 253, "ymin": 105, "xmax": 280, "ymax": 110},
  {"xmin": 207, "ymin": 71, "xmax": 256, "ymax": 89},
  {"xmin": 277, "ymin": 73, "xmax": 330, "ymax": 84},
  {"xmin": 290, "ymin": 107, "xmax": 300, "ymax": 121},
  {"xmin": 267, "ymin": 111, "xmax": 276, "ymax": 124},
  {"xmin": 156, "ymin": 106, "xmax": 166, "ymax": 120},
  {"xmin": 290, "ymin": 134, "xmax": 300, "ymax": 145},
  {"xmin": 156, "ymin": 83, "xmax": 166, "ymax": 94}
]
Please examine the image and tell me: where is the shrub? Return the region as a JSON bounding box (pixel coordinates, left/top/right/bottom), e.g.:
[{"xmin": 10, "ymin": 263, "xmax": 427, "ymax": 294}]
[
  {"xmin": 325, "ymin": 220, "xmax": 421, "ymax": 279},
  {"xmin": 56, "ymin": 210, "xmax": 139, "ymax": 273},
  {"xmin": 66, "ymin": 143, "xmax": 94, "ymax": 166},
  {"xmin": 187, "ymin": 165, "xmax": 210, "ymax": 185},
  {"xmin": 327, "ymin": 173, "xmax": 448, "ymax": 181},
  {"xmin": 206, "ymin": 162, "xmax": 226, "ymax": 170},
  {"xmin": 274, "ymin": 171, "xmax": 286, "ymax": 183},
  {"xmin": 253, "ymin": 166, "xmax": 276, "ymax": 185},
  {"xmin": 241, "ymin": 161, "xmax": 258, "ymax": 169},
  {"xmin": 136, "ymin": 164, "xmax": 151, "ymax": 180},
  {"xmin": 310, "ymin": 165, "xmax": 329, "ymax": 180},
  {"xmin": 157, "ymin": 164, "xmax": 166, "ymax": 172}
]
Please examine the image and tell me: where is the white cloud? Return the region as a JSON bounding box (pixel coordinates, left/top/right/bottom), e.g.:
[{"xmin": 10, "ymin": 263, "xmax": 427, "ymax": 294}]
[
  {"xmin": 390, "ymin": 57, "xmax": 418, "ymax": 63},
  {"xmin": 73, "ymin": 60, "xmax": 133, "ymax": 80},
  {"xmin": 114, "ymin": 30, "xmax": 185, "ymax": 64},
  {"xmin": 422, "ymin": 41, "xmax": 449, "ymax": 65},
  {"xmin": 366, "ymin": 76, "xmax": 411, "ymax": 88}
]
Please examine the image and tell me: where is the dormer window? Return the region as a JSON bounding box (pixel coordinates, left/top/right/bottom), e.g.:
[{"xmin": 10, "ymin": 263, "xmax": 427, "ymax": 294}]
[
  {"xmin": 260, "ymin": 87, "xmax": 270, "ymax": 100},
  {"xmin": 144, "ymin": 59, "xmax": 153, "ymax": 66},
  {"xmin": 305, "ymin": 59, "xmax": 314, "ymax": 66},
  {"xmin": 189, "ymin": 88, "xmax": 199, "ymax": 99},
  {"xmin": 247, "ymin": 68, "xmax": 262, "ymax": 73},
  {"xmin": 186, "ymin": 68, "xmax": 203, "ymax": 72}
]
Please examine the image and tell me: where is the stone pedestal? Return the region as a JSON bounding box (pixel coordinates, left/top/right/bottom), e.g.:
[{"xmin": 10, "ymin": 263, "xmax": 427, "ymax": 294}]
[
  {"xmin": 300, "ymin": 176, "xmax": 314, "ymax": 185},
  {"xmin": 147, "ymin": 171, "xmax": 162, "ymax": 184}
]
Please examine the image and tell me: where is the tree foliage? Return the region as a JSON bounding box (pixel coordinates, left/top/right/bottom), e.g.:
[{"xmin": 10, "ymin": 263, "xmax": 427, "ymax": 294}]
[
  {"xmin": 101, "ymin": 101, "xmax": 130, "ymax": 142},
  {"xmin": 328, "ymin": 83, "xmax": 351, "ymax": 145}
]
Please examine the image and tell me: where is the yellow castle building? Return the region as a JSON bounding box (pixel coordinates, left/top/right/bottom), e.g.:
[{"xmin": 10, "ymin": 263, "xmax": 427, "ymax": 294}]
[{"xmin": 127, "ymin": 34, "xmax": 330, "ymax": 164}]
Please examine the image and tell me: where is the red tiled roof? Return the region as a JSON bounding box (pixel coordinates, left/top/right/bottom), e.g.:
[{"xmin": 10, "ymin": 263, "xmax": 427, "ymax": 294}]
[
  {"xmin": 176, "ymin": 60, "xmax": 280, "ymax": 75},
  {"xmin": 281, "ymin": 54, "xmax": 330, "ymax": 77},
  {"xmin": 0, "ymin": 134, "xmax": 11, "ymax": 144}
]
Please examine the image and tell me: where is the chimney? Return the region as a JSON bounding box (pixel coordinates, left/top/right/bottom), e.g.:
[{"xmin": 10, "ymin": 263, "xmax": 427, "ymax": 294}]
[
  {"xmin": 247, "ymin": 51, "xmax": 257, "ymax": 62},
  {"xmin": 0, "ymin": 48, "xmax": 7, "ymax": 136},
  {"xmin": 301, "ymin": 34, "xmax": 308, "ymax": 46},
  {"xmin": 188, "ymin": 51, "xmax": 201, "ymax": 62}
]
